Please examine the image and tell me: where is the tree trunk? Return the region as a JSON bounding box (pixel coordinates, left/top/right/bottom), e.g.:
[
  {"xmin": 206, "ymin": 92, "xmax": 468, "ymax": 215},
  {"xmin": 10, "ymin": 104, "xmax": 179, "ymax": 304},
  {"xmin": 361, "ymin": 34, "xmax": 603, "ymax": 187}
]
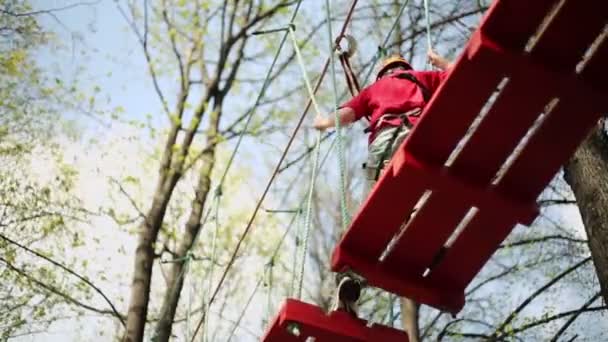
[
  {"xmin": 124, "ymin": 194, "xmax": 174, "ymax": 342},
  {"xmin": 153, "ymin": 103, "xmax": 221, "ymax": 341},
  {"xmin": 154, "ymin": 148, "xmax": 217, "ymax": 341},
  {"xmin": 124, "ymin": 125, "xmax": 184, "ymax": 342},
  {"xmin": 564, "ymin": 123, "xmax": 608, "ymax": 305},
  {"xmin": 400, "ymin": 297, "xmax": 420, "ymax": 342}
]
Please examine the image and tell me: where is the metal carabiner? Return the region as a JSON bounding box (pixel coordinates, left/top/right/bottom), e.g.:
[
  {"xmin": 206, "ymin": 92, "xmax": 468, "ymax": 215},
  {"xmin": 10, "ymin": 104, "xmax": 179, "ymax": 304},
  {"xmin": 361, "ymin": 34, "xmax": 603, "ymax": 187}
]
[{"xmin": 335, "ymin": 34, "xmax": 358, "ymax": 58}]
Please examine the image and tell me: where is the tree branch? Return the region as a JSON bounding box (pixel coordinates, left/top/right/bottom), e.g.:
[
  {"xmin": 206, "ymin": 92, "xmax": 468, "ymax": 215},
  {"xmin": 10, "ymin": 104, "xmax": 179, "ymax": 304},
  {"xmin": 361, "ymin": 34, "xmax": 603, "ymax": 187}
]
[
  {"xmin": 492, "ymin": 257, "xmax": 592, "ymax": 338},
  {"xmin": 0, "ymin": 233, "xmax": 125, "ymax": 326},
  {"xmin": 510, "ymin": 305, "xmax": 606, "ymax": 337},
  {"xmin": 499, "ymin": 235, "xmax": 587, "ymax": 249},
  {"xmin": 0, "ymin": 256, "xmax": 122, "ymax": 320},
  {"xmin": 109, "ymin": 176, "xmax": 146, "ymax": 219},
  {"xmin": 549, "ymin": 292, "xmax": 602, "ymax": 341},
  {"xmin": 0, "ymin": 1, "xmax": 100, "ymax": 17}
]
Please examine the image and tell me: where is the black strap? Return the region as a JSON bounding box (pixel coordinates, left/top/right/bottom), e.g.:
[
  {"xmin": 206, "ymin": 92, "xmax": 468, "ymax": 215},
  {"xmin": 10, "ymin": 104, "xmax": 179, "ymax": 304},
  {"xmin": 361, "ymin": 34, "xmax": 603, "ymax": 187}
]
[{"xmin": 394, "ymin": 72, "xmax": 432, "ymax": 102}]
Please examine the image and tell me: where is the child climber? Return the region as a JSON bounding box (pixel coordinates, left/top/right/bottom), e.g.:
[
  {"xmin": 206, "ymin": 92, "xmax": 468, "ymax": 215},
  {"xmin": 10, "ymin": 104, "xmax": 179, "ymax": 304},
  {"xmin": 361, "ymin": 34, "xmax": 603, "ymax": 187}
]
[{"xmin": 313, "ymin": 49, "xmax": 452, "ymax": 315}]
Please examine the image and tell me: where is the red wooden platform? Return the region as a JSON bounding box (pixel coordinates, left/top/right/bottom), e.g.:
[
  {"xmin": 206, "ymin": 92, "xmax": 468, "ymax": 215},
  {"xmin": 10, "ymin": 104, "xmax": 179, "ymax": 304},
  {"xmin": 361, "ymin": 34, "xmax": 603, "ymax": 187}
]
[
  {"xmin": 332, "ymin": 0, "xmax": 608, "ymax": 314},
  {"xmin": 261, "ymin": 299, "xmax": 409, "ymax": 341}
]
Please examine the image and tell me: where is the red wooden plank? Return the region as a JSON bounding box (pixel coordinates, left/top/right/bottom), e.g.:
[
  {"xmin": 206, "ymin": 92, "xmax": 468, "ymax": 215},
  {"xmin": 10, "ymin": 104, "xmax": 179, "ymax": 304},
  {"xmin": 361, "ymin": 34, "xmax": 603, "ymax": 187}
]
[
  {"xmin": 529, "ymin": 0, "xmax": 607, "ymax": 72},
  {"xmin": 580, "ymin": 32, "xmax": 608, "ymax": 91},
  {"xmin": 426, "ymin": 211, "xmax": 518, "ymax": 290},
  {"xmin": 390, "ymin": 151, "xmax": 539, "ymax": 225},
  {"xmin": 262, "ymin": 299, "xmax": 409, "ymax": 342},
  {"xmin": 480, "ymin": 0, "xmax": 557, "ymax": 51},
  {"xmin": 331, "ymin": 247, "xmax": 464, "ymax": 313},
  {"xmin": 330, "ymin": 0, "xmax": 607, "ymax": 316},
  {"xmin": 382, "ymin": 191, "xmax": 470, "ymax": 278},
  {"xmin": 496, "ymin": 95, "xmax": 604, "ymax": 202},
  {"xmin": 383, "ymin": 152, "xmax": 538, "ymax": 277},
  {"xmin": 336, "ymin": 158, "xmax": 427, "ymax": 263},
  {"xmin": 407, "ymin": 31, "xmax": 504, "ymax": 166},
  {"xmin": 448, "ymin": 66, "xmax": 554, "ymax": 186}
]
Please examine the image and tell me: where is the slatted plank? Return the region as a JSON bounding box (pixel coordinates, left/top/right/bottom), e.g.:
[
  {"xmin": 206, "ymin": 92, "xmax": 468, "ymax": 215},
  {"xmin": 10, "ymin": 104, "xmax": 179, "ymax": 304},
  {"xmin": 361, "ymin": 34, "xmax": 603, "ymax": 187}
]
[
  {"xmin": 529, "ymin": 0, "xmax": 607, "ymax": 71},
  {"xmin": 262, "ymin": 299, "xmax": 409, "ymax": 342},
  {"xmin": 496, "ymin": 95, "xmax": 605, "ymax": 202},
  {"xmin": 427, "ymin": 212, "xmax": 519, "ymax": 290},
  {"xmin": 406, "ymin": 32, "xmax": 504, "ymax": 166},
  {"xmin": 332, "ymin": 246, "xmax": 465, "ymax": 313},
  {"xmin": 330, "ymin": 0, "xmax": 607, "ymax": 315},
  {"xmin": 336, "ymin": 161, "xmax": 427, "ymax": 264},
  {"xmin": 382, "ymin": 189, "xmax": 470, "ymax": 277},
  {"xmin": 580, "ymin": 30, "xmax": 608, "ymax": 91},
  {"xmin": 448, "ymin": 65, "xmax": 554, "ymax": 186},
  {"xmin": 480, "ymin": 0, "xmax": 557, "ymax": 50}
]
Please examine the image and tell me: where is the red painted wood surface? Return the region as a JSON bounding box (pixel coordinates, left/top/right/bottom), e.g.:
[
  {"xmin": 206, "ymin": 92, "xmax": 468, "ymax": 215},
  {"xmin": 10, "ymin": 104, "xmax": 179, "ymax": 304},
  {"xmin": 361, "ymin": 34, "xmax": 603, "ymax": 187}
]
[
  {"xmin": 331, "ymin": 0, "xmax": 607, "ymax": 314},
  {"xmin": 261, "ymin": 299, "xmax": 409, "ymax": 342}
]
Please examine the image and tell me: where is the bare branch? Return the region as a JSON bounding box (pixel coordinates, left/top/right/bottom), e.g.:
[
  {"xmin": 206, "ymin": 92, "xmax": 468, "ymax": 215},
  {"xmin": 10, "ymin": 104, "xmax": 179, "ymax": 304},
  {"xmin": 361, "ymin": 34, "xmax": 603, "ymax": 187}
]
[
  {"xmin": 508, "ymin": 305, "xmax": 607, "ymax": 337},
  {"xmin": 109, "ymin": 176, "xmax": 146, "ymax": 219},
  {"xmin": 0, "ymin": 256, "xmax": 121, "ymax": 320},
  {"xmin": 161, "ymin": 0, "xmax": 185, "ymax": 90},
  {"xmin": 538, "ymin": 199, "xmax": 577, "ymax": 206},
  {"xmin": 0, "ymin": 1, "xmax": 100, "ymax": 17},
  {"xmin": 0, "ymin": 233, "xmax": 125, "ymax": 326},
  {"xmin": 499, "ymin": 235, "xmax": 587, "ymax": 249},
  {"xmin": 492, "ymin": 257, "xmax": 592, "ymax": 338},
  {"xmin": 116, "ymin": 2, "xmax": 171, "ymax": 117},
  {"xmin": 550, "ymin": 292, "xmax": 602, "ymax": 341}
]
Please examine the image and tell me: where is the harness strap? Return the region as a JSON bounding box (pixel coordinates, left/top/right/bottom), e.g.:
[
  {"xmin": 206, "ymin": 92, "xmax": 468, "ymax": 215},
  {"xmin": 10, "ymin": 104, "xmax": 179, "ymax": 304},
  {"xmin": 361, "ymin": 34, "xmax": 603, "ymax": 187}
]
[
  {"xmin": 394, "ymin": 72, "xmax": 432, "ymax": 102},
  {"xmin": 363, "ymin": 73, "xmax": 430, "ymax": 134},
  {"xmin": 339, "ymin": 53, "xmax": 361, "ymax": 96},
  {"xmin": 371, "ymin": 109, "xmax": 421, "ymax": 181}
]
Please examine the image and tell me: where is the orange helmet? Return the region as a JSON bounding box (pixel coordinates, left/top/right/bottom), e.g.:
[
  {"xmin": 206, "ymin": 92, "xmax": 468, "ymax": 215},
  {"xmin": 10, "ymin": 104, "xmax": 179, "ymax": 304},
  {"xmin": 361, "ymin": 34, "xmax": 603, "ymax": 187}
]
[{"xmin": 376, "ymin": 55, "xmax": 412, "ymax": 80}]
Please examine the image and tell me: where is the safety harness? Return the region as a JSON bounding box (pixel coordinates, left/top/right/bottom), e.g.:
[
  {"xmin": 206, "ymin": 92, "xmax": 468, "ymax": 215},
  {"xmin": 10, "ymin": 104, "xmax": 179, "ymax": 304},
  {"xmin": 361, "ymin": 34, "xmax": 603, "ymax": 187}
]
[{"xmin": 366, "ymin": 72, "xmax": 432, "ymax": 181}]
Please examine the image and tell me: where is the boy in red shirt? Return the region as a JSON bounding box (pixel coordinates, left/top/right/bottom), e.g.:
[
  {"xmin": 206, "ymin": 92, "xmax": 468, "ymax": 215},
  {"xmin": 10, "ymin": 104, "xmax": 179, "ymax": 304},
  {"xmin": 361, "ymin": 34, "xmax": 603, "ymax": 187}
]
[{"xmin": 314, "ymin": 50, "xmax": 452, "ymax": 315}]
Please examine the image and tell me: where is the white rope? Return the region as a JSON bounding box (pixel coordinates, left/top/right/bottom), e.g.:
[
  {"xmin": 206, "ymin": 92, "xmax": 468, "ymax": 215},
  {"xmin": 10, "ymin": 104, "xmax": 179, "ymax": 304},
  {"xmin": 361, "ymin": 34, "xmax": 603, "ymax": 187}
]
[{"xmin": 423, "ymin": 0, "xmax": 433, "ymax": 69}]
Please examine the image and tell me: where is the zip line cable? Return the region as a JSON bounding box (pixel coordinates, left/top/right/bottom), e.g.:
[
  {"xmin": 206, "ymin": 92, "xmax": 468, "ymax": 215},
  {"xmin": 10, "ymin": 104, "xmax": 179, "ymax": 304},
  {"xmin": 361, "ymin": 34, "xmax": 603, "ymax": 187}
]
[
  {"xmin": 191, "ymin": 0, "xmax": 353, "ymax": 338},
  {"xmin": 290, "ymin": 207, "xmax": 304, "ymax": 297},
  {"xmin": 191, "ymin": 3, "xmax": 362, "ymax": 339},
  {"xmin": 206, "ymin": 154, "xmax": 306, "ymax": 341}
]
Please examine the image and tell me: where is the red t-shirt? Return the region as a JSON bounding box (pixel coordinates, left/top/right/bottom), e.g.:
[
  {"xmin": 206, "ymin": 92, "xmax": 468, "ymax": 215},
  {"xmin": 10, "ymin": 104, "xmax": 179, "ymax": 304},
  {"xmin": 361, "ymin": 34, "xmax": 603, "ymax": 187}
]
[{"xmin": 341, "ymin": 69, "xmax": 448, "ymax": 143}]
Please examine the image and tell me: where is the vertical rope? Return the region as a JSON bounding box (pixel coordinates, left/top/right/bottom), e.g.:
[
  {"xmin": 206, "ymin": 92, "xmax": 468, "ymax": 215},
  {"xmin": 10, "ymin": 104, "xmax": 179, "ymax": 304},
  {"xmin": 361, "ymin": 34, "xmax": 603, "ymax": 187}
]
[
  {"xmin": 201, "ymin": 192, "xmax": 221, "ymax": 342},
  {"xmin": 264, "ymin": 259, "xmax": 274, "ymax": 321},
  {"xmin": 361, "ymin": 0, "xmax": 410, "ymax": 85},
  {"xmin": 325, "ymin": 0, "xmax": 350, "ymax": 231},
  {"xmin": 423, "ymin": 0, "xmax": 432, "ymax": 51},
  {"xmin": 288, "ymin": 26, "xmax": 323, "ymax": 299},
  {"xmin": 423, "ymin": 0, "xmax": 433, "ymax": 69},
  {"xmin": 289, "ymin": 208, "xmax": 302, "ymax": 297},
  {"xmin": 296, "ymin": 132, "xmax": 321, "ymax": 299},
  {"xmin": 288, "ymin": 27, "xmax": 323, "ymax": 118},
  {"xmin": 185, "ymin": 260, "xmax": 191, "ymax": 341}
]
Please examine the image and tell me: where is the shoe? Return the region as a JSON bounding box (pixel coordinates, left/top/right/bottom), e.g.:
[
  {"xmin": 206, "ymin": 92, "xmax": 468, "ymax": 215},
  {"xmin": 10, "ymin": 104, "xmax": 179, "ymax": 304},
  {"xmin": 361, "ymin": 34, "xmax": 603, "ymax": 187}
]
[{"xmin": 331, "ymin": 275, "xmax": 361, "ymax": 317}]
